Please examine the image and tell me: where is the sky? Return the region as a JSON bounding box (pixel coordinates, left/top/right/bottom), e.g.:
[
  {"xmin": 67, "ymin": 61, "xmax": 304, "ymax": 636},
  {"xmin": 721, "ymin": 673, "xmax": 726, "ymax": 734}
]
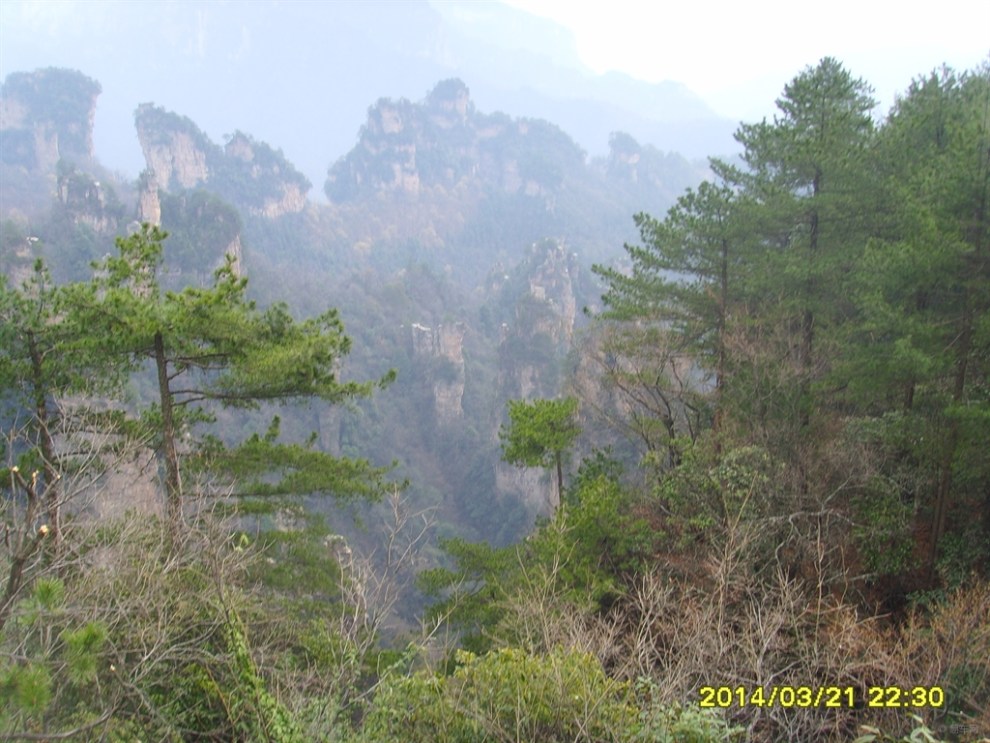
[{"xmin": 502, "ymin": 0, "xmax": 990, "ymax": 121}]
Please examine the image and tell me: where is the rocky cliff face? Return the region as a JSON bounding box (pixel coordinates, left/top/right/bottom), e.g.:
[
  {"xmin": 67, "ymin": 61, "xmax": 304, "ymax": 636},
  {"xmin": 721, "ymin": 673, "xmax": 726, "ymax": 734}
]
[
  {"xmin": 489, "ymin": 239, "xmax": 582, "ymax": 517},
  {"xmin": 138, "ymin": 171, "xmax": 162, "ymax": 224},
  {"xmin": 0, "ymin": 68, "xmax": 101, "ymax": 172},
  {"xmin": 142, "ymin": 131, "xmax": 210, "ymax": 191},
  {"xmin": 497, "ymin": 239, "xmax": 580, "ymax": 401},
  {"xmin": 222, "ymin": 132, "xmax": 310, "ymax": 218},
  {"xmin": 135, "ymin": 104, "xmax": 216, "ymax": 196},
  {"xmin": 410, "ymin": 321, "xmax": 466, "ymax": 425},
  {"xmin": 604, "ymin": 130, "xmax": 705, "ymax": 205},
  {"xmin": 134, "ymin": 105, "xmax": 309, "ymax": 219},
  {"xmin": 494, "ymin": 459, "xmax": 553, "ymax": 515},
  {"xmin": 56, "ymin": 166, "xmax": 119, "ymax": 233},
  {"xmin": 325, "ymin": 79, "xmax": 583, "ymax": 206},
  {"xmin": 525, "ymin": 241, "xmax": 578, "ymax": 346}
]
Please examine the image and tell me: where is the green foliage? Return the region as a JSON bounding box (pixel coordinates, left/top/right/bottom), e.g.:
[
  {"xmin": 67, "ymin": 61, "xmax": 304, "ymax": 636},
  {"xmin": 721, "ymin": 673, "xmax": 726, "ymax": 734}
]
[
  {"xmin": 851, "ymin": 484, "xmax": 916, "ymax": 577},
  {"xmin": 31, "ymin": 577, "xmax": 65, "ymax": 612},
  {"xmin": 656, "ymin": 440, "xmax": 777, "ymax": 544},
  {"xmin": 359, "ymin": 647, "xmax": 638, "ymax": 743},
  {"xmin": 0, "ymin": 513, "xmax": 330, "ymax": 740},
  {"xmin": 500, "ymin": 397, "xmax": 580, "ymax": 498},
  {"xmin": 591, "ymin": 57, "xmax": 990, "ymax": 599},
  {"xmin": 420, "ymin": 454, "xmax": 653, "ymax": 655},
  {"xmin": 631, "ymin": 678, "xmax": 744, "ymax": 742},
  {"xmin": 500, "ymin": 397, "xmax": 579, "ymax": 469},
  {"xmin": 595, "ymin": 179, "xmax": 738, "ymax": 332},
  {"xmin": 78, "ymin": 224, "xmax": 394, "ymax": 521},
  {"xmin": 198, "ymin": 419, "xmax": 393, "ymax": 503},
  {"xmin": 591, "ymin": 176, "xmax": 740, "ymax": 463},
  {"xmin": 853, "ymin": 715, "xmax": 949, "ymax": 743},
  {"xmin": 178, "ymin": 612, "xmax": 305, "ymax": 743},
  {"xmin": 359, "ymin": 648, "xmax": 746, "ymax": 742},
  {"xmin": 0, "ymin": 256, "xmax": 131, "ymax": 589},
  {"xmin": 0, "ymin": 580, "xmax": 106, "ymax": 732},
  {"xmin": 510, "ymin": 452, "xmax": 655, "ymax": 614},
  {"xmin": 1, "ymin": 662, "xmax": 52, "ymax": 717},
  {"xmin": 557, "ymin": 454, "xmax": 654, "ymax": 575},
  {"xmin": 836, "ymin": 64, "xmax": 990, "ymax": 581},
  {"xmin": 60, "ymin": 621, "xmax": 107, "ymax": 684},
  {"xmin": 242, "ymin": 511, "xmax": 345, "ymax": 604},
  {"xmin": 159, "ymin": 189, "xmax": 242, "ymax": 274},
  {"xmin": 419, "ymin": 538, "xmax": 517, "ymax": 653},
  {"xmin": 0, "ymin": 260, "xmax": 108, "ymax": 411}
]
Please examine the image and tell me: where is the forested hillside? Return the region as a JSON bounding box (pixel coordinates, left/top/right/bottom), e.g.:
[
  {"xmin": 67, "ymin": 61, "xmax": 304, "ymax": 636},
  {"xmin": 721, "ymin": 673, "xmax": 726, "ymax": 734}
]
[{"xmin": 1, "ymin": 58, "xmax": 988, "ymax": 741}]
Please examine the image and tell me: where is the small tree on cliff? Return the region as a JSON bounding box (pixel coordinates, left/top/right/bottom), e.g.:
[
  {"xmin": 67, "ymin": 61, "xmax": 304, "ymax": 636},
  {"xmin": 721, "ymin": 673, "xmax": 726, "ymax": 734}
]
[{"xmin": 500, "ymin": 397, "xmax": 580, "ymax": 506}]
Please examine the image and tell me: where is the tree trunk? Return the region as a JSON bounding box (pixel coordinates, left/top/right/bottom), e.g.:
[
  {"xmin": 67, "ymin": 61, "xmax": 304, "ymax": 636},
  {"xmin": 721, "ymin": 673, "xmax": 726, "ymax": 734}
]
[
  {"xmin": 0, "ymin": 468, "xmax": 45, "ymax": 634},
  {"xmin": 713, "ymin": 236, "xmax": 729, "ymax": 454},
  {"xmin": 800, "ymin": 176, "xmax": 821, "ymax": 433},
  {"xmin": 154, "ymin": 331, "xmax": 182, "ymax": 530},
  {"xmin": 28, "ymin": 332, "xmax": 61, "ymax": 549},
  {"xmin": 926, "ymin": 301, "xmax": 971, "ymax": 586}
]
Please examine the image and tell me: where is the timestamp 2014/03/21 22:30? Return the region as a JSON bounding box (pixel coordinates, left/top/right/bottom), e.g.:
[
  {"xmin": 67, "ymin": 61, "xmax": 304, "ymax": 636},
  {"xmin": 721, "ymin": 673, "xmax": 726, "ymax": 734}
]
[{"xmin": 698, "ymin": 685, "xmax": 945, "ymax": 709}]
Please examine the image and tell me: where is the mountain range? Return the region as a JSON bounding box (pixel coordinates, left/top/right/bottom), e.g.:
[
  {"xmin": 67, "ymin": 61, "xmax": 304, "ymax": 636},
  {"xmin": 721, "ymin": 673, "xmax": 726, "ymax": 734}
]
[{"xmin": 0, "ymin": 0, "xmax": 736, "ymax": 189}]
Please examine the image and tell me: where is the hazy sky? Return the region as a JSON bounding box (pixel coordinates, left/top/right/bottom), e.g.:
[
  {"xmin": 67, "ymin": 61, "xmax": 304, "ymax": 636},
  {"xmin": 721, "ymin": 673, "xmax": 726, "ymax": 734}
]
[
  {"xmin": 2, "ymin": 0, "xmax": 987, "ymax": 180},
  {"xmin": 503, "ymin": 0, "xmax": 990, "ymax": 120}
]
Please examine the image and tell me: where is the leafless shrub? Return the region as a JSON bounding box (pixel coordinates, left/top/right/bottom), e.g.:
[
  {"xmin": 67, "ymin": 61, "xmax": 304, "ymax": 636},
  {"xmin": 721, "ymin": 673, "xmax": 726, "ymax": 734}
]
[
  {"xmin": 255, "ymin": 488, "xmax": 438, "ymax": 736},
  {"xmin": 1, "ymin": 406, "xmax": 153, "ymax": 633},
  {"xmin": 570, "ymin": 543, "xmax": 990, "ymax": 742}
]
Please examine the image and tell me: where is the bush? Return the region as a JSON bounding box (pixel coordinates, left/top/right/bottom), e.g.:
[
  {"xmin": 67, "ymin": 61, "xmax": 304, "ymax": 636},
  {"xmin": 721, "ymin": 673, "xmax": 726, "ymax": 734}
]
[{"xmin": 359, "ymin": 646, "xmax": 638, "ymax": 742}]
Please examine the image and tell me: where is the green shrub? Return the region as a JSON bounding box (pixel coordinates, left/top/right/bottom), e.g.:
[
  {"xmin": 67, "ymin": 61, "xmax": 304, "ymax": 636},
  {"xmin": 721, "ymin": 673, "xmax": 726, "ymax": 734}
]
[{"xmin": 359, "ymin": 646, "xmax": 638, "ymax": 742}]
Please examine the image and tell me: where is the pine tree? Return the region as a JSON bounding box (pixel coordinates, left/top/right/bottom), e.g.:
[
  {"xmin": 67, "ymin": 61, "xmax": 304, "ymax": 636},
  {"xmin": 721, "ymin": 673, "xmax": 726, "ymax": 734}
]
[
  {"xmin": 0, "ymin": 260, "xmax": 129, "ymax": 629},
  {"xmin": 849, "ymin": 65, "xmax": 990, "ymax": 583},
  {"xmin": 499, "ymin": 397, "xmax": 579, "ymax": 507},
  {"xmin": 593, "ymin": 178, "xmax": 741, "ymax": 445},
  {"xmin": 80, "ymin": 224, "xmax": 393, "ymax": 529},
  {"xmin": 729, "ymin": 57, "xmax": 878, "ymax": 434},
  {"xmin": 1, "ymin": 260, "xmax": 125, "ymax": 547}
]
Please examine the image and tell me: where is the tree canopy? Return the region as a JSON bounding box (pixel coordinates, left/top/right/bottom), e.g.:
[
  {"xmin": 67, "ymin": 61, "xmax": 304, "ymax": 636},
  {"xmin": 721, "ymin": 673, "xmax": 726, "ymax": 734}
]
[
  {"xmin": 499, "ymin": 397, "xmax": 579, "ymax": 505},
  {"xmin": 73, "ymin": 224, "xmax": 395, "ymax": 526}
]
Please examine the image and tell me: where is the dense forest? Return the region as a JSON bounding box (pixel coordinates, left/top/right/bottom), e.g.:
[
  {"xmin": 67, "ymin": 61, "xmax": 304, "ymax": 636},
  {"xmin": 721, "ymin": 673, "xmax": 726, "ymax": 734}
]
[{"xmin": 1, "ymin": 58, "xmax": 989, "ymax": 741}]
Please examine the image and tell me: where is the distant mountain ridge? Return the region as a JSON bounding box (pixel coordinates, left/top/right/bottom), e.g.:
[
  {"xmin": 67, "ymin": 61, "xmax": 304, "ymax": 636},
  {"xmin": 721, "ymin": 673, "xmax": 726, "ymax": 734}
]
[
  {"xmin": 1, "ymin": 66, "xmax": 706, "ymax": 284},
  {"xmin": 0, "ymin": 0, "xmax": 736, "ymax": 188}
]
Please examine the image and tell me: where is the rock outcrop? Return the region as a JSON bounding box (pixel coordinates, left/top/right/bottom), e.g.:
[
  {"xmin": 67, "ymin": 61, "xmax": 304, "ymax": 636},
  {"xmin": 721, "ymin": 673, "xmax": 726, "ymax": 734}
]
[
  {"xmin": 222, "ymin": 132, "xmax": 310, "ymax": 218},
  {"xmin": 495, "ymin": 459, "xmax": 553, "ymax": 515},
  {"xmin": 525, "ymin": 240, "xmax": 578, "ymax": 346},
  {"xmin": 137, "ymin": 171, "xmax": 162, "ymax": 225},
  {"xmin": 488, "ymin": 238, "xmax": 582, "ymax": 517},
  {"xmin": 135, "ymin": 104, "xmax": 216, "ymax": 191},
  {"xmin": 56, "ymin": 165, "xmax": 118, "ymax": 233},
  {"xmin": 134, "ymin": 105, "xmax": 309, "ymax": 219},
  {"xmin": 410, "ymin": 321, "xmax": 466, "ymax": 425},
  {"xmin": 0, "ymin": 68, "xmax": 101, "ymax": 172},
  {"xmin": 497, "ymin": 238, "xmax": 580, "ymax": 401},
  {"xmin": 604, "ymin": 130, "xmax": 705, "ymax": 205},
  {"xmin": 325, "ymin": 78, "xmax": 583, "ymax": 206}
]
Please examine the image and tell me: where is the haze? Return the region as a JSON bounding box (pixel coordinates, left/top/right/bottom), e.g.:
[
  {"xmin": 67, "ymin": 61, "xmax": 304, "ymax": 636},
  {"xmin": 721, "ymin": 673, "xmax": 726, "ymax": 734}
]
[{"xmin": 5, "ymin": 0, "xmax": 984, "ymax": 191}]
